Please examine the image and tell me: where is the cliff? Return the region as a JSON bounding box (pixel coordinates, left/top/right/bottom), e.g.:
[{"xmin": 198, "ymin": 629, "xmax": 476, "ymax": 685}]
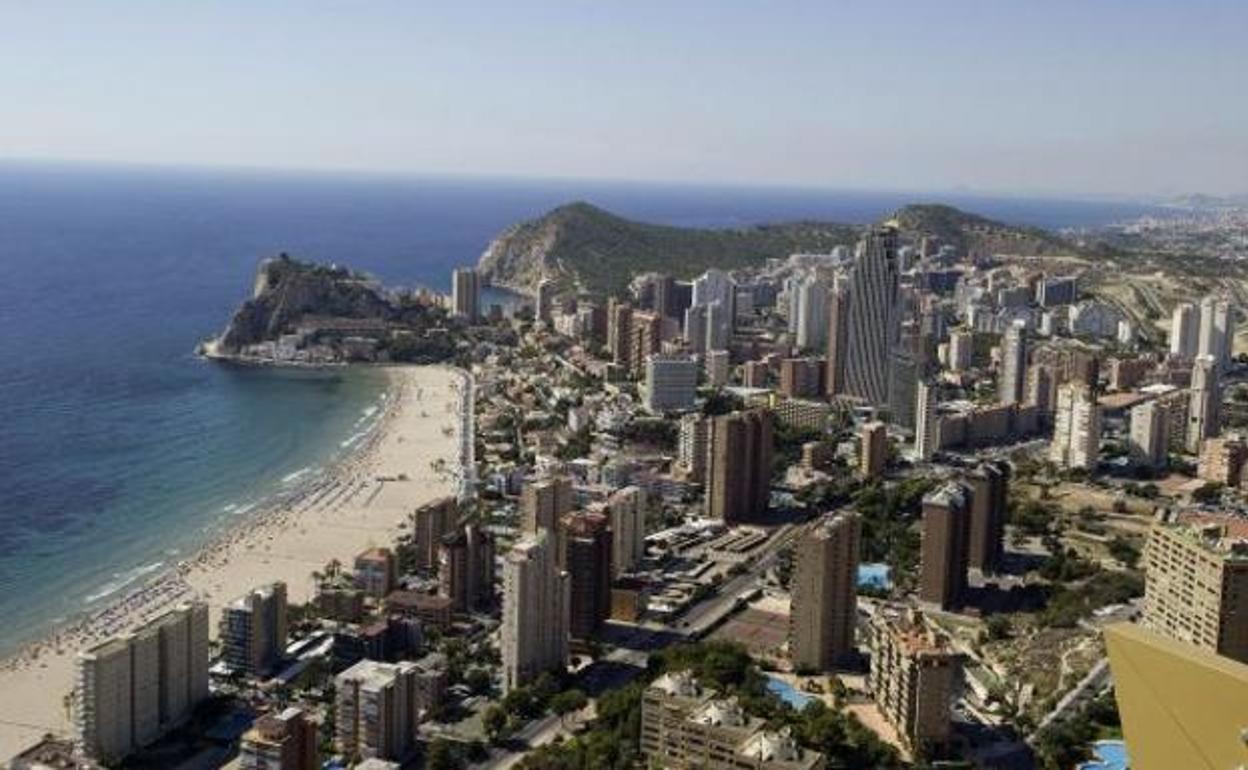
[
  {"xmin": 212, "ymin": 255, "xmax": 395, "ymax": 354},
  {"xmin": 477, "ymin": 201, "xmax": 1083, "ymax": 296}
]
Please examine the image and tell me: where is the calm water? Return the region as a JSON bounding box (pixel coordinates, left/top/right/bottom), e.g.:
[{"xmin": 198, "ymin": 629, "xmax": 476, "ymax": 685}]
[{"xmin": 0, "ymin": 161, "xmax": 1155, "ymax": 655}]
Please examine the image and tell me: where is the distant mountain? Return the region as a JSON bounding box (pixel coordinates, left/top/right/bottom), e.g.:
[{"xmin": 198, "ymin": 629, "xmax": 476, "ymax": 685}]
[
  {"xmin": 477, "ymin": 201, "xmax": 1082, "ymax": 296},
  {"xmin": 476, "ymin": 202, "xmax": 858, "ymax": 295},
  {"xmin": 886, "ymin": 203, "xmax": 1073, "ymax": 258}
]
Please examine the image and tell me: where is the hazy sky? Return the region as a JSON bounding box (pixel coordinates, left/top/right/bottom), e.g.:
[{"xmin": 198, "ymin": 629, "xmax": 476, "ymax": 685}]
[{"xmin": 2, "ymin": 2, "xmax": 1245, "ymax": 197}]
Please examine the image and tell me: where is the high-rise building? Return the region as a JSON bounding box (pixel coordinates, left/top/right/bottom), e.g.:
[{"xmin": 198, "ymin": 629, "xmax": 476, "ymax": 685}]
[
  {"xmin": 705, "ymin": 301, "xmax": 731, "ymax": 351},
  {"xmin": 706, "ymin": 410, "xmax": 774, "ymax": 522},
  {"xmin": 692, "ymin": 269, "xmax": 737, "ymax": 345},
  {"xmin": 778, "ymin": 357, "xmax": 824, "ymax": 399},
  {"xmin": 534, "ymin": 278, "xmax": 556, "ymax": 323},
  {"xmin": 966, "ymin": 463, "xmax": 1008, "ymax": 575},
  {"xmin": 1198, "ymin": 436, "xmax": 1247, "ymax": 487},
  {"xmin": 607, "ymin": 486, "xmax": 646, "ymax": 578},
  {"xmin": 683, "ymin": 304, "xmax": 709, "ymax": 354},
  {"xmin": 628, "ymin": 311, "xmax": 663, "ymax": 379},
  {"xmin": 239, "ymin": 707, "xmax": 319, "ymax": 770},
  {"xmin": 1170, "ymin": 302, "xmax": 1200, "ymax": 359},
  {"xmin": 859, "ymin": 421, "xmax": 888, "ymax": 478},
  {"xmin": 868, "ymin": 606, "xmax": 963, "ymax": 753},
  {"xmin": 825, "ymin": 280, "xmax": 850, "ymax": 397},
  {"xmin": 948, "ymin": 329, "xmax": 973, "ymax": 372},
  {"xmin": 1129, "ymin": 399, "xmax": 1170, "ymax": 470},
  {"xmin": 608, "ymin": 299, "xmax": 633, "ymax": 369},
  {"xmin": 412, "ymin": 497, "xmax": 457, "ymax": 573},
  {"xmin": 914, "ymin": 380, "xmax": 939, "ymax": 462},
  {"xmin": 335, "ymin": 660, "xmax": 420, "ymax": 762},
  {"xmin": 501, "ymin": 531, "xmax": 569, "ymax": 692},
  {"xmin": 1187, "ymin": 354, "xmax": 1221, "ymax": 453},
  {"xmin": 1142, "ymin": 513, "xmax": 1248, "ymax": 664},
  {"xmin": 789, "ymin": 512, "xmax": 861, "ymax": 672},
  {"xmin": 1198, "ymin": 295, "xmax": 1232, "ymax": 370},
  {"xmin": 1049, "ymin": 382, "xmax": 1100, "ymax": 470},
  {"xmin": 438, "ymin": 523, "xmax": 495, "ymax": 614},
  {"xmin": 353, "ymin": 547, "xmax": 396, "ymax": 599},
  {"xmin": 843, "ymin": 227, "xmax": 901, "ymax": 406},
  {"xmin": 521, "ymin": 476, "xmax": 573, "ymax": 535},
  {"xmin": 678, "ymin": 413, "xmax": 711, "ymax": 483},
  {"xmin": 887, "ymin": 348, "xmax": 920, "ymax": 429},
  {"xmin": 918, "ymin": 483, "xmax": 969, "ymax": 611},
  {"xmin": 561, "ymin": 511, "xmax": 612, "ymax": 639},
  {"xmin": 998, "ymin": 320, "xmax": 1027, "ymax": 405},
  {"xmin": 794, "ymin": 278, "xmax": 828, "ymax": 350},
  {"xmin": 74, "ymin": 602, "xmax": 209, "ymax": 764},
  {"xmin": 644, "ymin": 354, "xmax": 698, "ymax": 412},
  {"xmin": 220, "ymin": 582, "xmax": 288, "ymax": 677},
  {"xmin": 742, "ymin": 359, "xmax": 769, "ymax": 388},
  {"xmin": 704, "ymin": 349, "xmax": 730, "ymax": 387},
  {"xmin": 451, "ymin": 268, "xmax": 480, "ymax": 322}
]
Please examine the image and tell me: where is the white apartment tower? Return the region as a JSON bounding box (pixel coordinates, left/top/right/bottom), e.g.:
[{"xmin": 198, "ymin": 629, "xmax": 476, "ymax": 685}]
[
  {"xmin": 1198, "ymin": 295, "xmax": 1232, "ymax": 370},
  {"xmin": 451, "ymin": 267, "xmax": 480, "ymax": 322},
  {"xmin": 1049, "ymin": 382, "xmax": 1101, "ymax": 470},
  {"xmin": 1170, "ymin": 302, "xmax": 1200, "ymax": 359},
  {"xmin": 1129, "ymin": 399, "xmax": 1170, "ymax": 470},
  {"xmin": 74, "ymin": 602, "xmax": 210, "ymax": 764},
  {"xmin": 1187, "ymin": 354, "xmax": 1222, "ymax": 453},
  {"xmin": 997, "ymin": 320, "xmax": 1027, "ymax": 405},
  {"xmin": 501, "ymin": 531, "xmax": 569, "ymax": 692},
  {"xmin": 607, "ymin": 485, "xmax": 647, "ymax": 578}
]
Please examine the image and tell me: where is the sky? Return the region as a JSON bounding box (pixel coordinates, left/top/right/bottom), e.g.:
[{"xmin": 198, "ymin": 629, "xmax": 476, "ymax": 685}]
[{"xmin": 1, "ymin": 1, "xmax": 1245, "ymax": 197}]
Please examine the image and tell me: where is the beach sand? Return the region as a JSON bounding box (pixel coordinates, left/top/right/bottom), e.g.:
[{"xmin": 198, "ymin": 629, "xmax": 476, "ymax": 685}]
[{"xmin": 0, "ymin": 365, "xmax": 465, "ymax": 761}]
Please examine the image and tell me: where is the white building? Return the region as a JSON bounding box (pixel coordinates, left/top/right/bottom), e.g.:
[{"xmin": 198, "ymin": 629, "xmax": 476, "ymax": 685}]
[
  {"xmin": 1187, "ymin": 354, "xmax": 1222, "ymax": 453},
  {"xmin": 1170, "ymin": 301, "xmax": 1200, "ymax": 359},
  {"xmin": 501, "ymin": 531, "xmax": 569, "ymax": 693},
  {"xmin": 335, "ymin": 660, "xmax": 420, "ymax": 762},
  {"xmin": 705, "ymin": 349, "xmax": 730, "ymax": 387},
  {"xmin": 1049, "ymin": 383, "xmax": 1101, "ymax": 470},
  {"xmin": 1129, "ymin": 399, "xmax": 1169, "ymax": 470},
  {"xmin": 1198, "ymin": 296, "xmax": 1232, "ymax": 370},
  {"xmin": 948, "ymin": 329, "xmax": 973, "ymax": 372},
  {"xmin": 451, "ymin": 267, "xmax": 480, "ymax": 322},
  {"xmin": 608, "ymin": 486, "xmax": 647, "ymax": 578}
]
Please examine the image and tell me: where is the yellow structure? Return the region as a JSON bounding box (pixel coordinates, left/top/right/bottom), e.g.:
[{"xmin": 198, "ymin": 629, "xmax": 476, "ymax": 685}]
[{"xmin": 1104, "ymin": 623, "xmax": 1248, "ymax": 769}]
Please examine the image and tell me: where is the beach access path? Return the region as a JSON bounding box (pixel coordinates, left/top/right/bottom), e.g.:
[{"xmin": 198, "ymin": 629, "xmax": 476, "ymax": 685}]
[{"xmin": 0, "ymin": 365, "xmax": 463, "ymax": 762}]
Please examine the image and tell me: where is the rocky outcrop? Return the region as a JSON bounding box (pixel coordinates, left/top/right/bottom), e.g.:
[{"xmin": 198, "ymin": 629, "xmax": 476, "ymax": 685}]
[{"xmin": 213, "ymin": 255, "xmax": 395, "ymax": 353}]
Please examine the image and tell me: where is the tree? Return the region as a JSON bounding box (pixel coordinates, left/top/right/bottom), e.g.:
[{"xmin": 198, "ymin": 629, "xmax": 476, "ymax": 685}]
[
  {"xmin": 551, "ymin": 689, "xmax": 589, "ymax": 723},
  {"xmin": 465, "ymin": 667, "xmax": 493, "ymax": 696},
  {"xmin": 482, "ymin": 704, "xmax": 509, "ymax": 743},
  {"xmin": 426, "ymin": 738, "xmax": 462, "ymax": 770}
]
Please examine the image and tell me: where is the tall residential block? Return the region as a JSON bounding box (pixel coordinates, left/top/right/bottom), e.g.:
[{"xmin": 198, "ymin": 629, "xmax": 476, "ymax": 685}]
[
  {"xmin": 1142, "ymin": 514, "xmax": 1248, "ymax": 664},
  {"xmin": 793, "ymin": 278, "xmax": 828, "ymax": 350},
  {"xmin": 607, "ymin": 485, "xmax": 647, "ymax": 578},
  {"xmin": 501, "ymin": 531, "xmax": 569, "ymax": 692},
  {"xmin": 966, "ymin": 462, "xmax": 1009, "ymax": 574},
  {"xmin": 353, "ymin": 547, "xmax": 397, "ymax": 599},
  {"xmin": 1049, "ymin": 382, "xmax": 1100, "ymax": 470},
  {"xmin": 997, "ymin": 319, "xmax": 1027, "ymax": 405},
  {"xmin": 438, "ymin": 522, "xmax": 496, "ymax": 614},
  {"xmin": 74, "ymin": 602, "xmax": 209, "ymax": 764},
  {"xmin": 521, "ymin": 475, "xmax": 573, "ymax": 535},
  {"xmin": 1187, "ymin": 354, "xmax": 1221, "ymax": 453},
  {"xmin": 843, "ymin": 226, "xmax": 901, "ymax": 406},
  {"xmin": 1170, "ymin": 302, "xmax": 1200, "ymax": 359},
  {"xmin": 239, "ymin": 707, "xmax": 319, "ymax": 770},
  {"xmin": 335, "ymin": 660, "xmax": 421, "ymax": 762},
  {"xmin": 1198, "ymin": 295, "xmax": 1232, "ymax": 369},
  {"xmin": 412, "ymin": 497, "xmax": 458, "ymax": 573},
  {"xmin": 451, "ymin": 267, "xmax": 480, "ymax": 322},
  {"xmin": 859, "ymin": 421, "xmax": 888, "ymax": 479},
  {"xmin": 918, "ymin": 483, "xmax": 969, "ymax": 611},
  {"xmin": 608, "ymin": 299, "xmax": 633, "ymax": 368},
  {"xmin": 644, "ymin": 354, "xmax": 698, "ymax": 412},
  {"xmin": 561, "ymin": 511, "xmax": 612, "ymax": 639},
  {"xmin": 1129, "ymin": 399, "xmax": 1170, "ymax": 470},
  {"xmin": 220, "ymin": 581, "xmax": 288, "ymax": 677},
  {"xmin": 678, "ymin": 413, "xmax": 711, "ymax": 483},
  {"xmin": 789, "ymin": 511, "xmax": 861, "ymax": 671},
  {"xmin": 914, "ymin": 380, "xmax": 938, "ymax": 462},
  {"xmin": 948, "ymin": 329, "xmax": 973, "ymax": 372},
  {"xmin": 706, "ymin": 410, "xmax": 774, "ymax": 523},
  {"xmin": 779, "ymin": 357, "xmax": 824, "ymax": 399},
  {"xmin": 534, "ymin": 278, "xmax": 556, "ymax": 322},
  {"xmin": 824, "ymin": 281, "xmax": 850, "ymax": 396},
  {"xmin": 704, "ymin": 349, "xmax": 730, "ymax": 387},
  {"xmin": 868, "ymin": 606, "xmax": 963, "ymax": 753},
  {"xmin": 628, "ymin": 310, "xmax": 663, "ymax": 379}
]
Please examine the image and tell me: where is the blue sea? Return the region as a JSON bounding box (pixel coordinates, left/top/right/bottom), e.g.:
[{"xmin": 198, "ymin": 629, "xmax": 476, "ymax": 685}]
[{"xmin": 0, "ymin": 161, "xmax": 1158, "ymax": 656}]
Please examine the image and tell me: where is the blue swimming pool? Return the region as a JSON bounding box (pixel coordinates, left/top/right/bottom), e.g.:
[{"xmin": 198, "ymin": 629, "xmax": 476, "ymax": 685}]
[
  {"xmin": 1078, "ymin": 740, "xmax": 1129, "ymax": 770},
  {"xmin": 858, "ymin": 563, "xmax": 892, "ymax": 589},
  {"xmin": 766, "ymin": 676, "xmax": 814, "ymax": 709}
]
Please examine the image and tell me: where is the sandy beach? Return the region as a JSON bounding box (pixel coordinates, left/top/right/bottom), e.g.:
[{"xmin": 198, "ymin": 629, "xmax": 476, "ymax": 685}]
[{"xmin": 0, "ymin": 365, "xmax": 465, "ymax": 761}]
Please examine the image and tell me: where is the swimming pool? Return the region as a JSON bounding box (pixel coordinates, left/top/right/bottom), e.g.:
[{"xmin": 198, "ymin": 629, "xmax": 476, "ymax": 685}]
[
  {"xmin": 1078, "ymin": 740, "xmax": 1129, "ymax": 770},
  {"xmin": 858, "ymin": 563, "xmax": 892, "ymax": 590},
  {"xmin": 766, "ymin": 676, "xmax": 815, "ymax": 709}
]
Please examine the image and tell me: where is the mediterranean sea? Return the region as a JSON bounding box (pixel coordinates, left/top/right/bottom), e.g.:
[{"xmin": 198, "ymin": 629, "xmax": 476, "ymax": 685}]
[{"xmin": 0, "ymin": 160, "xmax": 1159, "ymax": 655}]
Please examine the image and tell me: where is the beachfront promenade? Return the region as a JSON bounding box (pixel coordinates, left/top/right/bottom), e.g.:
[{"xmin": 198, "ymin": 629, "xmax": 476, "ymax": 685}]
[{"xmin": 0, "ymin": 365, "xmax": 465, "ymax": 762}]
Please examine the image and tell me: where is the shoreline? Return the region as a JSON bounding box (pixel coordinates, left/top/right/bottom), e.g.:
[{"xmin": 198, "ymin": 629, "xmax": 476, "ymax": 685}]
[{"xmin": 0, "ymin": 364, "xmax": 465, "ymax": 761}]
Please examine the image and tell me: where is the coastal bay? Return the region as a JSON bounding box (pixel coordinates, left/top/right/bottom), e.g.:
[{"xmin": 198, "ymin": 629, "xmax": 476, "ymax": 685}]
[{"xmin": 0, "ymin": 365, "xmax": 464, "ymax": 760}]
